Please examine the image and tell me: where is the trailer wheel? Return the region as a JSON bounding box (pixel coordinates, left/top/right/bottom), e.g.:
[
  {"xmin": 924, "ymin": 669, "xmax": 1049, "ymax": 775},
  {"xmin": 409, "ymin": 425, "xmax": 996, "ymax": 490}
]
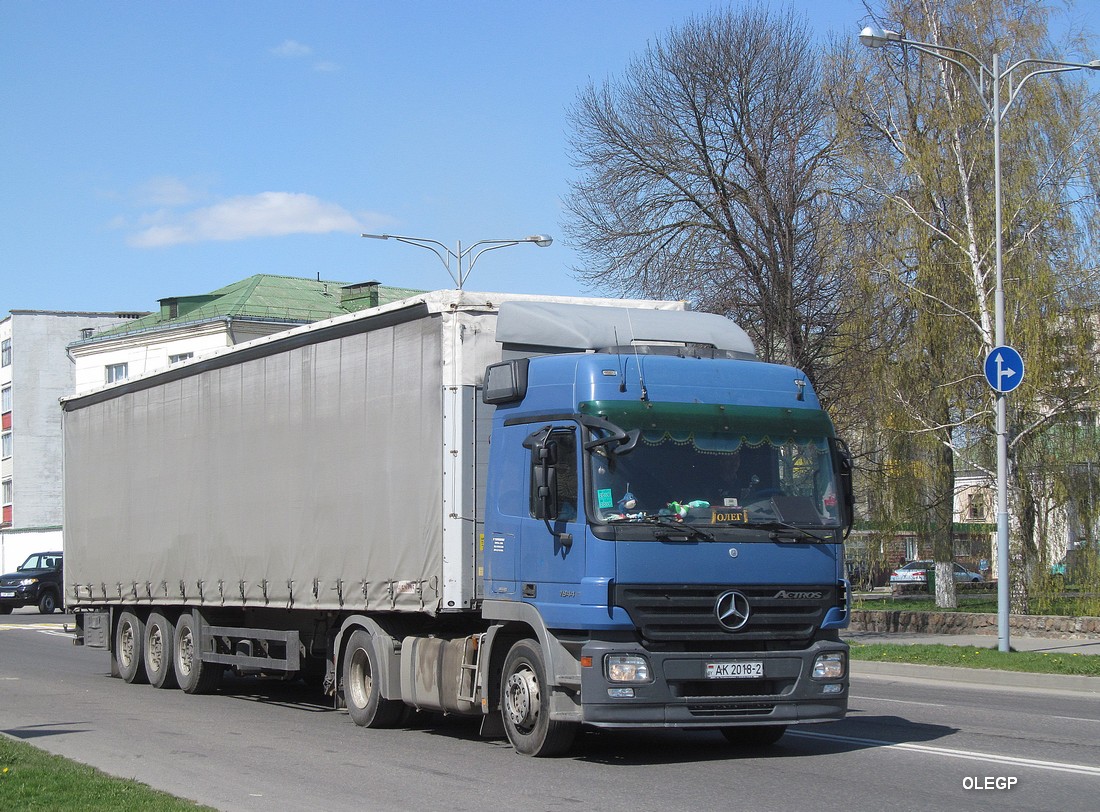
[
  {"xmin": 144, "ymin": 612, "xmax": 178, "ymax": 689},
  {"xmin": 343, "ymin": 630, "xmax": 403, "ymax": 728},
  {"xmin": 500, "ymin": 639, "xmax": 577, "ymax": 757},
  {"xmin": 720, "ymin": 724, "xmax": 787, "ymax": 746},
  {"xmin": 115, "ymin": 611, "xmax": 148, "ymax": 684},
  {"xmin": 172, "ymin": 613, "xmax": 221, "ymax": 694}
]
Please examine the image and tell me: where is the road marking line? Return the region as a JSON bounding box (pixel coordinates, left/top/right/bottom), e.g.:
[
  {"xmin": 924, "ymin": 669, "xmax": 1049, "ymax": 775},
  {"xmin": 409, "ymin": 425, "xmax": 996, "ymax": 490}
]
[
  {"xmin": 850, "ymin": 695, "xmax": 946, "ymax": 708},
  {"xmin": 791, "ymin": 730, "xmax": 1100, "ymax": 776},
  {"xmin": 1051, "ymin": 715, "xmax": 1100, "ymax": 724}
]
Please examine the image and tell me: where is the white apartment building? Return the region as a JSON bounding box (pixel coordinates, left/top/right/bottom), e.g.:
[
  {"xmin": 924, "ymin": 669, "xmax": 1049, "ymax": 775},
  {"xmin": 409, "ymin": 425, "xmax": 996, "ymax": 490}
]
[{"xmin": 1, "ymin": 310, "xmax": 142, "ymax": 569}]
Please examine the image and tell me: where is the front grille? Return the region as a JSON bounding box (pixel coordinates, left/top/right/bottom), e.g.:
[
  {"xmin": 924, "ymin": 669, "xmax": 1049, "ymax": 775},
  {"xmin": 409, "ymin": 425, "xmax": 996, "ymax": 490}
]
[
  {"xmin": 676, "ymin": 680, "xmax": 781, "ymax": 698},
  {"xmin": 613, "ymin": 583, "xmax": 835, "ymax": 645}
]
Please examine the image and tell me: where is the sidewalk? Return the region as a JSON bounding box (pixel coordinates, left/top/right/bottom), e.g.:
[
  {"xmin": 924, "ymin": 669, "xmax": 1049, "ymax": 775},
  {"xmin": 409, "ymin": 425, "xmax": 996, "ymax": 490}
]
[
  {"xmin": 843, "ymin": 629, "xmax": 1100, "ymax": 693},
  {"xmin": 844, "ymin": 629, "xmax": 1100, "ymax": 656}
]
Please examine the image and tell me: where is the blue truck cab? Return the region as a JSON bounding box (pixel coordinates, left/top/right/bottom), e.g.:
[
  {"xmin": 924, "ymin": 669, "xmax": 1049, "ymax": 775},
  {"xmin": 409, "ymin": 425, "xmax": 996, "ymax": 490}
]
[{"xmin": 479, "ymin": 301, "xmax": 853, "ymax": 753}]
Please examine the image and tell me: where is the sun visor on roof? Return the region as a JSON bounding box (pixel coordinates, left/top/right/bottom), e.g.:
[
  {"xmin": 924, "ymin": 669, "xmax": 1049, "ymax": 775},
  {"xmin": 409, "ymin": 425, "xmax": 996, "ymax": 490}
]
[{"xmin": 495, "ymin": 301, "xmax": 756, "ymax": 358}]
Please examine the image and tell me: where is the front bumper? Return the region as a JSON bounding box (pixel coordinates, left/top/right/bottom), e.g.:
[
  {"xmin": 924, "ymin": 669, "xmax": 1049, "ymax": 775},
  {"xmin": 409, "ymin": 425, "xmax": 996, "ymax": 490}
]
[
  {"xmin": 0, "ymin": 585, "xmax": 40, "ymax": 609},
  {"xmin": 578, "ymin": 638, "xmax": 847, "ymax": 728}
]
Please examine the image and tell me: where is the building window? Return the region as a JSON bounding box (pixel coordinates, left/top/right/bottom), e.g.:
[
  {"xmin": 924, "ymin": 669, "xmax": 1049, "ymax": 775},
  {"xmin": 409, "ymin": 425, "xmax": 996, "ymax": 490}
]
[
  {"xmin": 1, "ymin": 431, "xmax": 10, "ymax": 459},
  {"xmin": 169, "ymin": 352, "xmax": 194, "ymax": 365},
  {"xmin": 1, "ymin": 338, "xmax": 10, "ymax": 367},
  {"xmin": 105, "ymin": 363, "xmax": 129, "ymax": 384},
  {"xmin": 80, "ymin": 328, "xmax": 95, "ymax": 340},
  {"xmin": 967, "ymin": 493, "xmax": 987, "ymax": 521},
  {"xmin": 1, "ymin": 478, "xmax": 10, "ymax": 526},
  {"xmin": 1, "ymin": 385, "xmax": 10, "ymax": 413}
]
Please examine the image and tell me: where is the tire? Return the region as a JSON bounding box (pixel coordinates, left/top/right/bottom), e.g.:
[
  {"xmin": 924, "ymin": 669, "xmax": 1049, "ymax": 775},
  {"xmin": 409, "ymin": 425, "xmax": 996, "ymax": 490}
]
[
  {"xmin": 342, "ymin": 630, "xmax": 404, "ymax": 728},
  {"xmin": 0, "ymin": 605, "xmax": 13, "ymax": 615},
  {"xmin": 144, "ymin": 612, "xmax": 178, "ymax": 689},
  {"xmin": 172, "ymin": 612, "xmax": 221, "ymax": 694},
  {"xmin": 115, "ymin": 611, "xmax": 148, "ymax": 684},
  {"xmin": 37, "ymin": 590, "xmax": 58, "ymax": 614},
  {"xmin": 500, "ymin": 639, "xmax": 577, "ymax": 757},
  {"xmin": 720, "ymin": 724, "xmax": 787, "ymax": 746}
]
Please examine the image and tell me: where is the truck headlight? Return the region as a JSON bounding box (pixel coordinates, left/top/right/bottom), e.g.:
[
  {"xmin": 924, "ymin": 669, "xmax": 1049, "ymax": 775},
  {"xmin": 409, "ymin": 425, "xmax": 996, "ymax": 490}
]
[
  {"xmin": 605, "ymin": 654, "xmax": 651, "ymax": 683},
  {"xmin": 812, "ymin": 652, "xmax": 846, "ymax": 680}
]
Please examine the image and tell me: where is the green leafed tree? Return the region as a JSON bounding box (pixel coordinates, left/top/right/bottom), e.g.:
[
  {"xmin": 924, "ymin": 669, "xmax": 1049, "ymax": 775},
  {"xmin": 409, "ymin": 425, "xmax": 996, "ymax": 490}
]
[{"xmin": 831, "ymin": 0, "xmax": 1100, "ymax": 609}]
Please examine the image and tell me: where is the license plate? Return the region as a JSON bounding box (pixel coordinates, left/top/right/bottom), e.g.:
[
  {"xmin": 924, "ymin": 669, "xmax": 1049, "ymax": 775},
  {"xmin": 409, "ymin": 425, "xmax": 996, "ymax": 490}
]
[
  {"xmin": 706, "ymin": 661, "xmax": 764, "ymax": 679},
  {"xmin": 0, "ymin": 591, "xmax": 14, "ymax": 598}
]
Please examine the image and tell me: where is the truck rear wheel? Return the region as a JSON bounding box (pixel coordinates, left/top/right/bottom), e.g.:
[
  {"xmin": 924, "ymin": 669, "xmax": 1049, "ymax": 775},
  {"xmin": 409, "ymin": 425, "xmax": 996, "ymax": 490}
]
[
  {"xmin": 115, "ymin": 611, "xmax": 148, "ymax": 684},
  {"xmin": 343, "ymin": 629, "xmax": 404, "ymax": 728},
  {"xmin": 144, "ymin": 612, "xmax": 178, "ymax": 689},
  {"xmin": 720, "ymin": 724, "xmax": 787, "ymax": 746},
  {"xmin": 172, "ymin": 613, "xmax": 221, "ymax": 694},
  {"xmin": 501, "ymin": 639, "xmax": 577, "ymax": 757}
]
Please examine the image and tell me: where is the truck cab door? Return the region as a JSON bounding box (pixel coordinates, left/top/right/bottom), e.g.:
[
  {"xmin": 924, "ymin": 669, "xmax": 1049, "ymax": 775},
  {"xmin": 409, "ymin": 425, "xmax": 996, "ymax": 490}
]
[{"xmin": 518, "ymin": 424, "xmax": 585, "ymax": 594}]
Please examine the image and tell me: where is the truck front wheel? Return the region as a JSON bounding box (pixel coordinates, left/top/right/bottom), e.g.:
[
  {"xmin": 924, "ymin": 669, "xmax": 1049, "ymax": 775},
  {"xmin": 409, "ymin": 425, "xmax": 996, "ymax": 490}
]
[
  {"xmin": 144, "ymin": 612, "xmax": 178, "ymax": 689},
  {"xmin": 343, "ymin": 630, "xmax": 404, "ymax": 728},
  {"xmin": 172, "ymin": 613, "xmax": 221, "ymax": 694},
  {"xmin": 115, "ymin": 611, "xmax": 148, "ymax": 684},
  {"xmin": 500, "ymin": 639, "xmax": 577, "ymax": 757}
]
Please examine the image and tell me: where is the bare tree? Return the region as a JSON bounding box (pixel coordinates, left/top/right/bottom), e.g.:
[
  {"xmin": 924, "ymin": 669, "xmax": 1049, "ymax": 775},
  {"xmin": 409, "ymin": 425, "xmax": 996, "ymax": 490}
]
[{"xmin": 564, "ymin": 4, "xmax": 855, "ymax": 403}]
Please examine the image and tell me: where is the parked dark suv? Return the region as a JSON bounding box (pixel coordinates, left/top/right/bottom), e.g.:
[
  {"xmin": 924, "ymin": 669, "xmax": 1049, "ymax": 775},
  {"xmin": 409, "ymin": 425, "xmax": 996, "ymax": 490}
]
[{"xmin": 0, "ymin": 551, "xmax": 64, "ymax": 614}]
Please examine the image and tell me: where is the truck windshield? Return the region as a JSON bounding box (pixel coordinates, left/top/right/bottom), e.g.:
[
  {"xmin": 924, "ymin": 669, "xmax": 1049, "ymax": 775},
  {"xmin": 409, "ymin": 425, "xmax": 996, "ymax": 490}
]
[{"xmin": 582, "ymin": 401, "xmax": 843, "ymax": 533}]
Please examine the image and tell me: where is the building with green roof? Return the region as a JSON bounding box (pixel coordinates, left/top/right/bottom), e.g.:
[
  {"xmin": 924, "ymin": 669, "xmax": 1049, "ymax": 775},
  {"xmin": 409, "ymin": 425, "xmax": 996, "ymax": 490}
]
[{"xmin": 69, "ymin": 275, "xmax": 422, "ymax": 394}]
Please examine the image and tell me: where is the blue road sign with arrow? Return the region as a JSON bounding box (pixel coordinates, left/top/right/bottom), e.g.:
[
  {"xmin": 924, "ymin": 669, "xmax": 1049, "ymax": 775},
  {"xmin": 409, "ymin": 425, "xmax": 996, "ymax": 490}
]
[{"xmin": 984, "ymin": 345, "xmax": 1024, "ymax": 393}]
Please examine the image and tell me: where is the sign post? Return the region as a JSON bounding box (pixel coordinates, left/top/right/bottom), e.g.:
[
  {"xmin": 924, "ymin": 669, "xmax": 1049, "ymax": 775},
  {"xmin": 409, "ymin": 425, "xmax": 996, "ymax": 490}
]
[{"xmin": 984, "ymin": 344, "xmax": 1024, "ymax": 653}]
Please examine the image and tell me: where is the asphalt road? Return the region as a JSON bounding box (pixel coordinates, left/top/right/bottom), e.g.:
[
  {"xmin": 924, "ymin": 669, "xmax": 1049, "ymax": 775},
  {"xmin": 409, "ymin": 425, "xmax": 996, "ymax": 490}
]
[{"xmin": 2, "ymin": 611, "xmax": 1099, "ymax": 812}]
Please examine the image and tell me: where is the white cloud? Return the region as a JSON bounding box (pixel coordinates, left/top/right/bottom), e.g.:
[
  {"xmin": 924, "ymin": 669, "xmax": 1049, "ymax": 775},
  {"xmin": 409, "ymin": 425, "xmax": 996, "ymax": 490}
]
[
  {"xmin": 271, "ymin": 39, "xmax": 311, "ymax": 58},
  {"xmin": 127, "ymin": 192, "xmax": 365, "ymax": 247},
  {"xmin": 134, "ymin": 176, "xmax": 208, "ymax": 207},
  {"xmin": 313, "ymin": 60, "xmax": 339, "ymax": 72}
]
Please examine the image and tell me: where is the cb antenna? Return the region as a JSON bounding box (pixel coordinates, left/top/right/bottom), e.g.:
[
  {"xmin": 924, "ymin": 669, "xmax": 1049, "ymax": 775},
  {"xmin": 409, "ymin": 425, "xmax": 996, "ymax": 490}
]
[{"xmin": 625, "ymin": 310, "xmax": 648, "ymax": 402}]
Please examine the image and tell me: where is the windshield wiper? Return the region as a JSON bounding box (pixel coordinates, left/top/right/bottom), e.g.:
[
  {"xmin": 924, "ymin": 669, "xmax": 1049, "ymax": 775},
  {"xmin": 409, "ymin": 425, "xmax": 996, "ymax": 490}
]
[
  {"xmin": 607, "ymin": 514, "xmax": 715, "ymax": 541},
  {"xmin": 740, "ymin": 521, "xmax": 829, "ymax": 542}
]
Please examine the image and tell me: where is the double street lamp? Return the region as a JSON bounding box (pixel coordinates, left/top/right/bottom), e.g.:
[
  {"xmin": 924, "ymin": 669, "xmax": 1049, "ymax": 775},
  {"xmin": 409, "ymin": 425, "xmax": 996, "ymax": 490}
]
[
  {"xmin": 361, "ymin": 232, "xmax": 553, "ymax": 289},
  {"xmin": 860, "ymin": 25, "xmax": 1100, "ymax": 652}
]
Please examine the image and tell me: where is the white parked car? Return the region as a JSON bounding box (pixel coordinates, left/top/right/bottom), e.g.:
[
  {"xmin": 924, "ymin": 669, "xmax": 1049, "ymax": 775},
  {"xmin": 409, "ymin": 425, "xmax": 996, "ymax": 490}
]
[{"xmin": 889, "ymin": 560, "xmax": 983, "ymax": 585}]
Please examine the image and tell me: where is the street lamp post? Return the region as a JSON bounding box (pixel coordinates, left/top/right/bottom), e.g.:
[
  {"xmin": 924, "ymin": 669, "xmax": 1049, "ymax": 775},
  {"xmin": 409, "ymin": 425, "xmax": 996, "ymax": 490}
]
[
  {"xmin": 860, "ymin": 25, "xmax": 1100, "ymax": 652},
  {"xmin": 361, "ymin": 233, "xmax": 553, "ymax": 289}
]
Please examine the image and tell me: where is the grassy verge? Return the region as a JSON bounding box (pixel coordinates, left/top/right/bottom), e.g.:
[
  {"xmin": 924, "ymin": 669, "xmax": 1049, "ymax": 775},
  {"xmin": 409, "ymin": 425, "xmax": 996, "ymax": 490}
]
[
  {"xmin": 849, "ymin": 641, "xmax": 1100, "ymax": 676},
  {"xmin": 0, "ymin": 735, "xmax": 214, "ymax": 811}
]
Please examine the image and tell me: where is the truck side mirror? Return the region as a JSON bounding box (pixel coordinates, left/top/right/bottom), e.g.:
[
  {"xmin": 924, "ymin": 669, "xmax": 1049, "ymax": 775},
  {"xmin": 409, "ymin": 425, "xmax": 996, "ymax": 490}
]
[
  {"xmin": 833, "ymin": 438, "xmax": 855, "ymax": 536},
  {"xmin": 532, "ymin": 462, "xmax": 559, "ymax": 521},
  {"xmin": 524, "ymin": 427, "xmax": 559, "ymax": 520}
]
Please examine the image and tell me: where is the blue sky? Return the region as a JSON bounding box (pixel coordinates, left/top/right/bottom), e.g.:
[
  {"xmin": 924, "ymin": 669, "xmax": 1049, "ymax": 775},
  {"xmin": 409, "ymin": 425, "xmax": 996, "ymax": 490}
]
[{"xmin": 3, "ymin": 1, "xmax": 1098, "ymax": 314}]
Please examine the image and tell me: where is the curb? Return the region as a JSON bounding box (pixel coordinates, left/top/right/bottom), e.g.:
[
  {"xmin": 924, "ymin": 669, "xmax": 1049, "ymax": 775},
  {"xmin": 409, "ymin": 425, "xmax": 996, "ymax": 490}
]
[{"xmin": 851, "ymin": 659, "xmax": 1100, "ymax": 694}]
